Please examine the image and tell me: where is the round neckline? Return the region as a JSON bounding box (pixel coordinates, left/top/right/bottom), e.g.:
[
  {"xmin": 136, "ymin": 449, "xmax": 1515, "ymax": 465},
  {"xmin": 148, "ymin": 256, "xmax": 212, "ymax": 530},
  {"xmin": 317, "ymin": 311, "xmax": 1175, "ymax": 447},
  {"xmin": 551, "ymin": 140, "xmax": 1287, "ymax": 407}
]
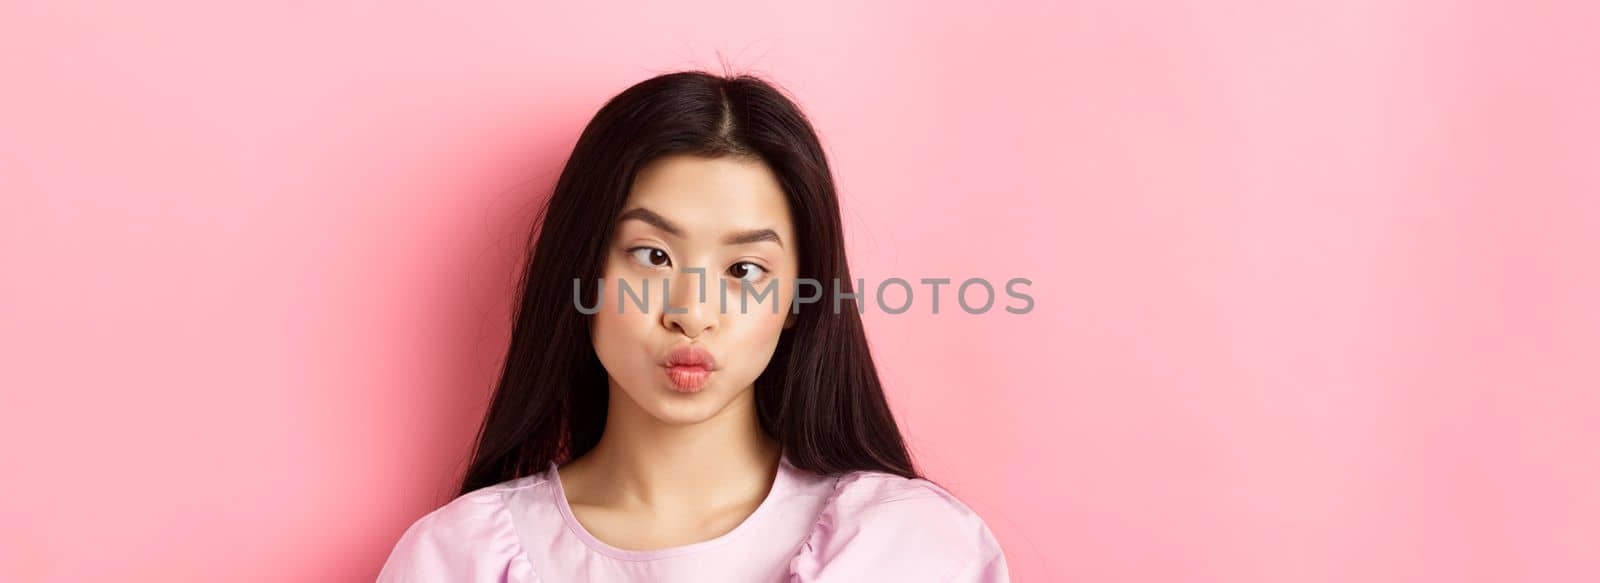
[{"xmin": 547, "ymin": 453, "xmax": 797, "ymax": 561}]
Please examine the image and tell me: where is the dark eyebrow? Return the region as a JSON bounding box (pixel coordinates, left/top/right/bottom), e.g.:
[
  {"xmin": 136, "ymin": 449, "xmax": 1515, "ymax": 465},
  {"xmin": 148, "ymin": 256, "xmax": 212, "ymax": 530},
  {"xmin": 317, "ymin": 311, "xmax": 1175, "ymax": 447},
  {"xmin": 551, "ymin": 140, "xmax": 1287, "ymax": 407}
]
[
  {"xmin": 723, "ymin": 228, "xmax": 783, "ymax": 248},
  {"xmin": 617, "ymin": 207, "xmax": 784, "ymax": 249},
  {"xmin": 617, "ymin": 207, "xmax": 681, "ymax": 237}
]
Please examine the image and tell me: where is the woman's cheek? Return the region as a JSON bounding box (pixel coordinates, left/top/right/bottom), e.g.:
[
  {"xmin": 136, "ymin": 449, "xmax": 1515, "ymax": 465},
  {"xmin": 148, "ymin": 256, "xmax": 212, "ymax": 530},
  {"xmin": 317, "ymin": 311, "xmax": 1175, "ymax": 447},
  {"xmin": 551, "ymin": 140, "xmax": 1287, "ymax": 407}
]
[
  {"xmin": 591, "ymin": 275, "xmax": 646, "ymax": 342},
  {"xmin": 729, "ymin": 296, "xmax": 791, "ymax": 345}
]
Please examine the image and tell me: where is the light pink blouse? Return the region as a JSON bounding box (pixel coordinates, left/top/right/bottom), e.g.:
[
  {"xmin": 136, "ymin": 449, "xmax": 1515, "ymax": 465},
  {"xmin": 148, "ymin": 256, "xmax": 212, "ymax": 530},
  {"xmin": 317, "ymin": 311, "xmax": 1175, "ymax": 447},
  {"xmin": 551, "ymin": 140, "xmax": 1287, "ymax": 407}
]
[{"xmin": 377, "ymin": 453, "xmax": 1010, "ymax": 582}]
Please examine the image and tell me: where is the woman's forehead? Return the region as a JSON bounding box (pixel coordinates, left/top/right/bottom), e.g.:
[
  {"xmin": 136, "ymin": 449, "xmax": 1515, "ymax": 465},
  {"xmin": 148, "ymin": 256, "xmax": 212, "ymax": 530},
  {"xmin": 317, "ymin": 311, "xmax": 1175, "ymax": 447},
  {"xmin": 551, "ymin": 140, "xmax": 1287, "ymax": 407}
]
[{"xmin": 622, "ymin": 155, "xmax": 794, "ymax": 238}]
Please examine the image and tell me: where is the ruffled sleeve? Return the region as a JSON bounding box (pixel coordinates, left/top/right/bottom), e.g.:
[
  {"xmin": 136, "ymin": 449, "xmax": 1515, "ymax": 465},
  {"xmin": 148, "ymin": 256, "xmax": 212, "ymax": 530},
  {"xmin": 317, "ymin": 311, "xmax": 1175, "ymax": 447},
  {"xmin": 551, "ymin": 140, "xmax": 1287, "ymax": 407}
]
[
  {"xmin": 789, "ymin": 472, "xmax": 1010, "ymax": 582},
  {"xmin": 377, "ymin": 485, "xmax": 539, "ymax": 583}
]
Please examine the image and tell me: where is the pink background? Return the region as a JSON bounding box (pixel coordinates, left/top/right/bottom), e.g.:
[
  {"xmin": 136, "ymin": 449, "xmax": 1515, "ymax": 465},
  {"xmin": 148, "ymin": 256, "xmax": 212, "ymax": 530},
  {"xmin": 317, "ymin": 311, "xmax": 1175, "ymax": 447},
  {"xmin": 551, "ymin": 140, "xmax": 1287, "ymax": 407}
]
[{"xmin": 3, "ymin": 1, "xmax": 1597, "ymax": 581}]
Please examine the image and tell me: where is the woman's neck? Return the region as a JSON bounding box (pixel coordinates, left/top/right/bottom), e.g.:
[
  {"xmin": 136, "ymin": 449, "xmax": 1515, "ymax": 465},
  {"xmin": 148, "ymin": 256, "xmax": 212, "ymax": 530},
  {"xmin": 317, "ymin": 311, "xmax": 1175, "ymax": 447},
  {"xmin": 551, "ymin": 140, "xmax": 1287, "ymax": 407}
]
[{"xmin": 568, "ymin": 382, "xmax": 781, "ymax": 511}]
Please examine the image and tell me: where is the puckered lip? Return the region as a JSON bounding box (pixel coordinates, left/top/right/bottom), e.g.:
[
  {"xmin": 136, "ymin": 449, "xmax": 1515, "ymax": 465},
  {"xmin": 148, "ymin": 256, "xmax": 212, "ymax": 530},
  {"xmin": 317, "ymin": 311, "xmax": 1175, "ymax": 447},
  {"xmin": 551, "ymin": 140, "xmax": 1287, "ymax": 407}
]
[{"xmin": 661, "ymin": 344, "xmax": 718, "ymax": 370}]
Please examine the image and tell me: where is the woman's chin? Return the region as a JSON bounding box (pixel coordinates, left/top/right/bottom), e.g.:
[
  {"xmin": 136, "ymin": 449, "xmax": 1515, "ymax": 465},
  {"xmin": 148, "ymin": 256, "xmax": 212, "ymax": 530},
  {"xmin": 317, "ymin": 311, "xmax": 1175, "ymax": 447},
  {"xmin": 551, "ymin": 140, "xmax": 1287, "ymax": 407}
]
[
  {"xmin": 645, "ymin": 385, "xmax": 757, "ymax": 424},
  {"xmin": 645, "ymin": 401, "xmax": 722, "ymax": 425}
]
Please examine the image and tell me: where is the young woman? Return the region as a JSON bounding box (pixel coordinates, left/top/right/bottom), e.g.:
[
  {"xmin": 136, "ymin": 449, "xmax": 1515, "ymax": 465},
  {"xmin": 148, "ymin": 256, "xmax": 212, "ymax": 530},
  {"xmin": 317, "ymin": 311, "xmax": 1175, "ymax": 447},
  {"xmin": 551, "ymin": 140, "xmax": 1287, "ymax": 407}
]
[{"xmin": 377, "ymin": 71, "xmax": 1009, "ymax": 582}]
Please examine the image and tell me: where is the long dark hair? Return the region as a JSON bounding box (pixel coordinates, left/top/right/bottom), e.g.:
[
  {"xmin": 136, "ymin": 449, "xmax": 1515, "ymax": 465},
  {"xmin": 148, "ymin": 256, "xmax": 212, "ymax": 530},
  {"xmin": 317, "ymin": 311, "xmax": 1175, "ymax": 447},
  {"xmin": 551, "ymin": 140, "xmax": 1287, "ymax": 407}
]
[{"xmin": 457, "ymin": 70, "xmax": 918, "ymax": 496}]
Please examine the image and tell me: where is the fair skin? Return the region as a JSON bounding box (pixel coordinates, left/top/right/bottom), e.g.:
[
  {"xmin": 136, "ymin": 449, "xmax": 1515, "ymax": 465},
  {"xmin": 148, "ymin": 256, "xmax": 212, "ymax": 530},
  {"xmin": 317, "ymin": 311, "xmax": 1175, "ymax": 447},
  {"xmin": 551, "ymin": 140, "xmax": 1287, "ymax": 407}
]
[{"xmin": 557, "ymin": 153, "xmax": 800, "ymax": 551}]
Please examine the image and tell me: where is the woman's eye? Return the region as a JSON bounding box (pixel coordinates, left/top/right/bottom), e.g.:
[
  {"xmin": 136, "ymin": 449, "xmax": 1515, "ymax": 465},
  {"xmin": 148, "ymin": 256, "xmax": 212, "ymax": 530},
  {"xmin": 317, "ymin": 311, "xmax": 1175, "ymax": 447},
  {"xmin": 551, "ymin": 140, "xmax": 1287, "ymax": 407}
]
[
  {"xmin": 728, "ymin": 262, "xmax": 767, "ymax": 282},
  {"xmin": 627, "ymin": 247, "xmax": 671, "ymax": 268}
]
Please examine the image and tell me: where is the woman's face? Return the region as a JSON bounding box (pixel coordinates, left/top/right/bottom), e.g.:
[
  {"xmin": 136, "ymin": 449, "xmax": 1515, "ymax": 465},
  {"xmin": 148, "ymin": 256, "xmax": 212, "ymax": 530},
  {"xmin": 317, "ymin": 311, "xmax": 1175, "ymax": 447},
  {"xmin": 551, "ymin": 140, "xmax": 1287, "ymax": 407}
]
[{"xmin": 590, "ymin": 154, "xmax": 799, "ymax": 425}]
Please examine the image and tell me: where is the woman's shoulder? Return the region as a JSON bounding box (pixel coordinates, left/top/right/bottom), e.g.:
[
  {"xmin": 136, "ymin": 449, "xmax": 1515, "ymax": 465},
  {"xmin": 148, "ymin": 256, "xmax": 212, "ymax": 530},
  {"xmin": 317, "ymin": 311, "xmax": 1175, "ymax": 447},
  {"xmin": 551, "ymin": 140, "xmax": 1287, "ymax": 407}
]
[
  {"xmin": 790, "ymin": 468, "xmax": 1011, "ymax": 582},
  {"xmin": 375, "ymin": 473, "xmax": 553, "ymax": 583}
]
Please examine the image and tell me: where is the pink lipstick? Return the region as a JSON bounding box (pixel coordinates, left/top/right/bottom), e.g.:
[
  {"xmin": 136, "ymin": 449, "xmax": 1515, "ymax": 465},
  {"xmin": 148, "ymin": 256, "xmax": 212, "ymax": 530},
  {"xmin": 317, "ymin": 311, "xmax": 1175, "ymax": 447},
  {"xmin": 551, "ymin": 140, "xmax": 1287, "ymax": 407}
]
[{"xmin": 661, "ymin": 345, "xmax": 716, "ymax": 392}]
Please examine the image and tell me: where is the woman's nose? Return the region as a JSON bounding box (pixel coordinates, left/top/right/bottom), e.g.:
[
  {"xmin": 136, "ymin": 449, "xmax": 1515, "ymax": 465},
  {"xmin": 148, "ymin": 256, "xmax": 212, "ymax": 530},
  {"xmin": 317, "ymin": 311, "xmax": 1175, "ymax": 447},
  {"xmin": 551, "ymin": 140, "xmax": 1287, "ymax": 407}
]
[{"xmin": 661, "ymin": 269, "xmax": 717, "ymax": 337}]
